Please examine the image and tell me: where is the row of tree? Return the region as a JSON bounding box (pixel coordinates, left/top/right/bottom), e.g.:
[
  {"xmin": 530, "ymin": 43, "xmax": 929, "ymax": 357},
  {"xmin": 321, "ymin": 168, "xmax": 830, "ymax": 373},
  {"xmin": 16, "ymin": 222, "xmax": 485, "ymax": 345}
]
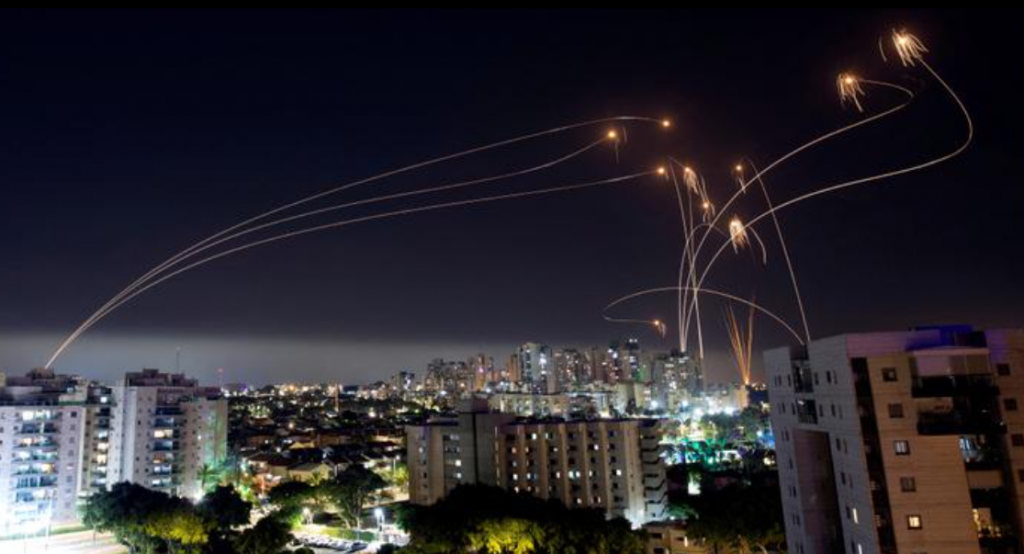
[
  {"xmin": 82, "ymin": 482, "xmax": 299, "ymax": 554},
  {"xmin": 669, "ymin": 480, "xmax": 787, "ymax": 554},
  {"xmin": 395, "ymin": 485, "xmax": 646, "ymax": 554},
  {"xmin": 267, "ymin": 464, "xmax": 386, "ymax": 528}
]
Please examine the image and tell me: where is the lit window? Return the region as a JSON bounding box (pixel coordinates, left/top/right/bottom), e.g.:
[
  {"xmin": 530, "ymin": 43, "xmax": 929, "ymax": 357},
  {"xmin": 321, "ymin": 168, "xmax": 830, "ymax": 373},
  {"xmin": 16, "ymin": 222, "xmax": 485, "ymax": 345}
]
[
  {"xmin": 894, "ymin": 440, "xmax": 911, "ymax": 456},
  {"xmin": 907, "ymin": 515, "xmax": 922, "ymax": 530}
]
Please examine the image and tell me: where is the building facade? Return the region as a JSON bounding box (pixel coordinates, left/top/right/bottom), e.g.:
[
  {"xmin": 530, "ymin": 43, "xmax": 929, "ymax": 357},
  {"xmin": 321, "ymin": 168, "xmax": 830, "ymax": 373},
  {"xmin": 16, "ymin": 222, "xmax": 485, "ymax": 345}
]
[
  {"xmin": 0, "ymin": 369, "xmax": 91, "ymax": 533},
  {"xmin": 109, "ymin": 369, "xmax": 228, "ymax": 500},
  {"xmin": 767, "ymin": 327, "xmax": 1024, "ymax": 554},
  {"xmin": 406, "ymin": 400, "xmax": 667, "ymax": 526}
]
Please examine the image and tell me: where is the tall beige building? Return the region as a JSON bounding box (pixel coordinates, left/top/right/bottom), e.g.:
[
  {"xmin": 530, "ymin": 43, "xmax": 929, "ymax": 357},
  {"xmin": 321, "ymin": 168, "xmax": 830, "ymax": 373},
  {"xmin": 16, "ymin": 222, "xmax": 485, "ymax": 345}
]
[
  {"xmin": 406, "ymin": 400, "xmax": 666, "ymax": 526},
  {"xmin": 766, "ymin": 327, "xmax": 1024, "ymax": 554}
]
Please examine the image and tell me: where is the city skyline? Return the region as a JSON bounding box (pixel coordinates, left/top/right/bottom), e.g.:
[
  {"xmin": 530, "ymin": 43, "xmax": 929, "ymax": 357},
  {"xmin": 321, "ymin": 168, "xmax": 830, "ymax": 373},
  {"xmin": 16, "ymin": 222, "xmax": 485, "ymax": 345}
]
[{"xmin": 4, "ymin": 10, "xmax": 1024, "ymax": 554}]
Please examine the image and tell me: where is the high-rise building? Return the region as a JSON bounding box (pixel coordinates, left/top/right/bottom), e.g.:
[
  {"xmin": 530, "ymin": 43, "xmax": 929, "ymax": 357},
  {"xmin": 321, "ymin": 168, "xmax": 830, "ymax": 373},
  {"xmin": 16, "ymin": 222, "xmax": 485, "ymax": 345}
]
[
  {"xmin": 767, "ymin": 326, "xmax": 1024, "ymax": 554},
  {"xmin": 406, "ymin": 400, "xmax": 667, "ymax": 526},
  {"xmin": 0, "ymin": 369, "xmax": 90, "ymax": 533},
  {"xmin": 554, "ymin": 348, "xmax": 585, "ymax": 390},
  {"xmin": 424, "ymin": 358, "xmax": 470, "ymax": 398},
  {"xmin": 108, "ymin": 369, "xmax": 228, "ymax": 500},
  {"xmin": 389, "ymin": 371, "xmax": 415, "ymax": 397},
  {"xmin": 519, "ymin": 343, "xmax": 555, "ymax": 394},
  {"xmin": 406, "ymin": 399, "xmax": 515, "ymax": 505},
  {"xmin": 606, "ymin": 339, "xmax": 644, "ymax": 385},
  {"xmin": 0, "ymin": 367, "xmax": 226, "ymax": 535},
  {"xmin": 650, "ymin": 350, "xmax": 703, "ymax": 410},
  {"xmin": 468, "ymin": 354, "xmax": 495, "ymax": 392},
  {"xmin": 78, "ymin": 384, "xmax": 115, "ymax": 498}
]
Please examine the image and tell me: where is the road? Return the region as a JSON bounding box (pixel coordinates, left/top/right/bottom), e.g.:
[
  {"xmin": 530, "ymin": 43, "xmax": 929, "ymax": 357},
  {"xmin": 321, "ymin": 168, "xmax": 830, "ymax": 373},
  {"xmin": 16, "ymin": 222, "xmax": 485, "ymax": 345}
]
[{"xmin": 3, "ymin": 530, "xmax": 123, "ymax": 554}]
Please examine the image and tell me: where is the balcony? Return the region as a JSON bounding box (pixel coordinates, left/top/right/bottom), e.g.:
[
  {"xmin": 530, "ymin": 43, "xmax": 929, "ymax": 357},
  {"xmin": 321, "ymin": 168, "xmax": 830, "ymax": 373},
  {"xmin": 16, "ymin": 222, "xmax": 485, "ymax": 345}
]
[
  {"xmin": 153, "ymin": 417, "xmax": 183, "ymax": 428},
  {"xmin": 152, "ymin": 464, "xmax": 181, "ymax": 476},
  {"xmin": 15, "ymin": 476, "xmax": 59, "ymax": 489},
  {"xmin": 796, "ymin": 399, "xmax": 818, "ymax": 424},
  {"xmin": 917, "ymin": 411, "xmax": 1004, "ymax": 435},
  {"xmin": 13, "ymin": 465, "xmax": 56, "ymax": 476},
  {"xmin": 150, "ymin": 477, "xmax": 182, "ymax": 489},
  {"xmin": 912, "ymin": 375, "xmax": 999, "ymax": 398},
  {"xmin": 792, "ymin": 361, "xmax": 814, "ymax": 393},
  {"xmin": 17, "ymin": 423, "xmax": 60, "ymax": 435},
  {"xmin": 153, "ymin": 440, "xmax": 181, "ymax": 452},
  {"xmin": 14, "ymin": 438, "xmax": 59, "ymax": 450}
]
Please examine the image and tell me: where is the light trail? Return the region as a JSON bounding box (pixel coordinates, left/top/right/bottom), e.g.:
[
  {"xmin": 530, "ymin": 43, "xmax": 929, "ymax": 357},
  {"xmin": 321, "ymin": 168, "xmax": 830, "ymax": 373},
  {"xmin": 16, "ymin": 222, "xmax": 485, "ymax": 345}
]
[
  {"xmin": 47, "ymin": 116, "xmax": 668, "ymax": 367},
  {"xmin": 602, "ymin": 286, "xmax": 805, "ymax": 345},
  {"xmin": 686, "ymin": 33, "xmax": 972, "ymax": 334},
  {"xmin": 677, "ymin": 78, "xmax": 915, "ymax": 345},
  {"xmin": 47, "ymin": 136, "xmax": 613, "ymax": 367},
  {"xmin": 50, "ymin": 170, "xmax": 656, "ymax": 361},
  {"xmin": 743, "ymin": 157, "xmax": 811, "ymax": 343}
]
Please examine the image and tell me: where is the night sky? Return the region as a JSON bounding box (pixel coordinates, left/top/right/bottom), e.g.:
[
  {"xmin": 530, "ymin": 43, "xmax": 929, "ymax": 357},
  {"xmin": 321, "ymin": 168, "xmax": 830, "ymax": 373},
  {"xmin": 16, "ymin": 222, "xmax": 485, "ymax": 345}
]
[{"xmin": 1, "ymin": 9, "xmax": 1021, "ymax": 385}]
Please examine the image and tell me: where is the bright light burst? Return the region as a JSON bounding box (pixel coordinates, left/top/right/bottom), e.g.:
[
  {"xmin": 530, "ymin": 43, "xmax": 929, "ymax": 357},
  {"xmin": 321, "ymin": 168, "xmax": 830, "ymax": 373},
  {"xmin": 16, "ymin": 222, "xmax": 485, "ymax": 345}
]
[
  {"xmin": 653, "ymin": 319, "xmax": 667, "ymax": 338},
  {"xmin": 837, "ymin": 72, "xmax": 866, "ymax": 112},
  {"xmin": 728, "ymin": 216, "xmax": 749, "ymax": 252},
  {"xmin": 682, "ymin": 166, "xmax": 700, "ymax": 193},
  {"xmin": 892, "ymin": 29, "xmax": 928, "ymax": 67},
  {"xmin": 733, "ymin": 163, "xmax": 747, "ymax": 193}
]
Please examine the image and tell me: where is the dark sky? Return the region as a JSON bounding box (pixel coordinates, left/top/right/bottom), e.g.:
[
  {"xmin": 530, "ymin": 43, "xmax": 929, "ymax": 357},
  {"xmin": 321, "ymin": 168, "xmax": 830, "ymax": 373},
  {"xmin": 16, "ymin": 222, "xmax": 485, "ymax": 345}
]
[{"xmin": 1, "ymin": 9, "xmax": 1021, "ymax": 385}]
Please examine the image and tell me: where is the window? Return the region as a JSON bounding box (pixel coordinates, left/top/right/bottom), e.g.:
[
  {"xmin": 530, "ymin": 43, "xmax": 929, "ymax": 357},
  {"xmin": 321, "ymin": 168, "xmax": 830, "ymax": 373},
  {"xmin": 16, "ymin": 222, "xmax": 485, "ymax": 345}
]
[
  {"xmin": 894, "ymin": 440, "xmax": 911, "ymax": 455},
  {"xmin": 998, "ymin": 363, "xmax": 1011, "ymax": 376},
  {"xmin": 1012, "ymin": 434, "xmax": 1024, "ymax": 447},
  {"xmin": 900, "ymin": 476, "xmax": 916, "ymax": 492},
  {"xmin": 907, "ymin": 515, "xmax": 923, "ymax": 530},
  {"xmin": 882, "ymin": 367, "xmax": 898, "ymax": 382},
  {"xmin": 1005, "ymin": 398, "xmax": 1018, "ymax": 412},
  {"xmin": 888, "ymin": 403, "xmax": 904, "ymax": 418}
]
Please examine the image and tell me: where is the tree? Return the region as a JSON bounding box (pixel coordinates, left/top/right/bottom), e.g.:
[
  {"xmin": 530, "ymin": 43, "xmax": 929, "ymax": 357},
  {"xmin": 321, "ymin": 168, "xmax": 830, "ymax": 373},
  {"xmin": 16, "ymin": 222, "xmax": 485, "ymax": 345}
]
[
  {"xmin": 680, "ymin": 483, "xmax": 786, "ymax": 554},
  {"xmin": 376, "ymin": 462, "xmax": 409, "ymax": 498},
  {"xmin": 467, "ymin": 518, "xmax": 544, "ymax": 554},
  {"xmin": 198, "ymin": 485, "xmax": 252, "ymax": 535},
  {"xmin": 197, "ymin": 462, "xmax": 225, "ymax": 494},
  {"xmin": 321, "ymin": 465, "xmax": 387, "ymax": 529},
  {"xmin": 400, "ymin": 485, "xmax": 645, "ymax": 554},
  {"xmin": 82, "ymin": 481, "xmax": 275, "ymax": 554},
  {"xmin": 267, "ymin": 480, "xmax": 316, "ymax": 510},
  {"xmin": 144, "ymin": 498, "xmax": 211, "ymax": 554},
  {"xmin": 232, "ymin": 511, "xmax": 296, "ymax": 554},
  {"xmin": 81, "ymin": 482, "xmax": 175, "ymax": 554}
]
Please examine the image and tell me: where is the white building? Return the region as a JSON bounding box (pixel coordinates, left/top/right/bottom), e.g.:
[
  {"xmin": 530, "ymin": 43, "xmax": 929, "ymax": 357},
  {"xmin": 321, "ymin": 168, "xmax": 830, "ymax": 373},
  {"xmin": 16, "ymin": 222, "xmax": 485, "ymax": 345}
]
[
  {"xmin": 109, "ymin": 369, "xmax": 228, "ymax": 500},
  {"xmin": 0, "ymin": 369, "xmax": 89, "ymax": 533},
  {"xmin": 519, "ymin": 342, "xmax": 555, "ymax": 394},
  {"xmin": 0, "ymin": 367, "xmax": 227, "ymax": 536}
]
